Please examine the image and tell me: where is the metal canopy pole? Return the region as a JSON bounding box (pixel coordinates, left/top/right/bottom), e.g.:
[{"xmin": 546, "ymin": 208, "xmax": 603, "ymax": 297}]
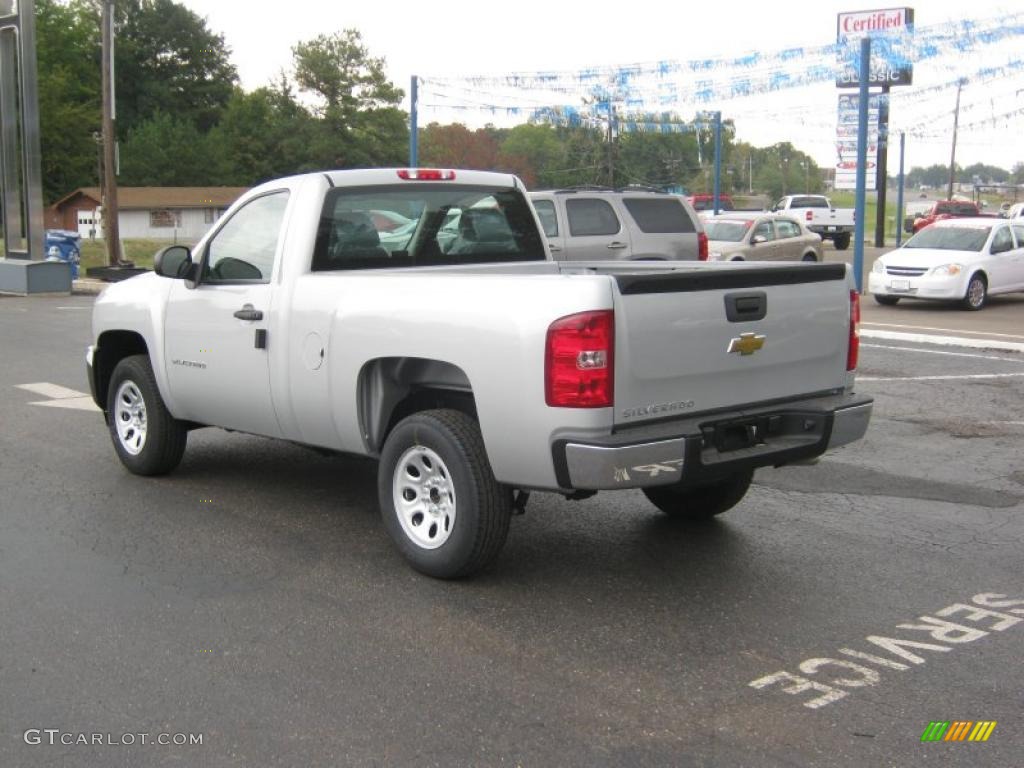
[
  {"xmin": 409, "ymin": 75, "xmax": 418, "ymax": 167},
  {"xmin": 712, "ymin": 111, "xmax": 722, "ymax": 215},
  {"xmin": 0, "ymin": 0, "xmax": 44, "ymax": 261},
  {"xmin": 853, "ymin": 37, "xmax": 870, "ymax": 294}
]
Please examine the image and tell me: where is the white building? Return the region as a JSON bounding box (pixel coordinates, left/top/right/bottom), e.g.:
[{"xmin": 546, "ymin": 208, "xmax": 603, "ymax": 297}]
[{"xmin": 47, "ymin": 187, "xmax": 249, "ymax": 243}]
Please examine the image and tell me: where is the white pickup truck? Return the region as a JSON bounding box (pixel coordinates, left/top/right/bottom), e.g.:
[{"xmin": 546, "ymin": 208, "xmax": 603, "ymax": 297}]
[
  {"xmin": 87, "ymin": 169, "xmax": 872, "ymax": 578},
  {"xmin": 772, "ymin": 195, "xmax": 856, "ymax": 250}
]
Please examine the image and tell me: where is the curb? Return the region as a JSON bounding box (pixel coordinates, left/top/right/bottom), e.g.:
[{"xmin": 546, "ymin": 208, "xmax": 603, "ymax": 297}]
[{"xmin": 72, "ymin": 279, "xmax": 107, "ymax": 296}]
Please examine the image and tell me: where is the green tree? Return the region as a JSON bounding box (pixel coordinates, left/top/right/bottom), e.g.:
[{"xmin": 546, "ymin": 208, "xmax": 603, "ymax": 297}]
[
  {"xmin": 497, "ymin": 124, "xmax": 566, "ymax": 188},
  {"xmin": 114, "ymin": 0, "xmax": 238, "ymax": 134},
  {"xmin": 1012, "ymin": 162, "xmax": 1024, "ymax": 185},
  {"xmin": 292, "ymin": 29, "xmax": 402, "ymax": 118},
  {"xmin": 119, "ymin": 112, "xmax": 219, "ymax": 186},
  {"xmin": 36, "ymin": 0, "xmax": 101, "ymax": 200},
  {"xmin": 289, "ymin": 29, "xmax": 406, "ymax": 169}
]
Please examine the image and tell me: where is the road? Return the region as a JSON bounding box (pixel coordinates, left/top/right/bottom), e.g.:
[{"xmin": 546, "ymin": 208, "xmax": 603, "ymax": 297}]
[{"xmin": 1, "ymin": 292, "xmax": 1021, "ymax": 767}]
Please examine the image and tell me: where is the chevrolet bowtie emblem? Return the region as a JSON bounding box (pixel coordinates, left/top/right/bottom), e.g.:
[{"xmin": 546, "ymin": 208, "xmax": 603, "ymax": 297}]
[{"xmin": 727, "ymin": 332, "xmax": 766, "ymax": 356}]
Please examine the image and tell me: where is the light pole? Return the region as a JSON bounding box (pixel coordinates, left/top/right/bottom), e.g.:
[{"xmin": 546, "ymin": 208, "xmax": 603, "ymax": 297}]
[{"xmin": 801, "ymin": 161, "xmax": 810, "ymax": 193}]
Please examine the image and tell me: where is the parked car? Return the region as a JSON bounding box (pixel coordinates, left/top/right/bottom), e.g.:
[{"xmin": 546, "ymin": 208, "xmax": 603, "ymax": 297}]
[
  {"xmin": 688, "ymin": 193, "xmax": 734, "ymax": 213},
  {"xmin": 86, "ymin": 168, "xmax": 871, "ymax": 578},
  {"xmin": 911, "ymin": 200, "xmax": 993, "ymax": 233},
  {"xmin": 1007, "ymin": 202, "xmax": 1024, "ymax": 220},
  {"xmin": 869, "ymin": 218, "xmax": 1024, "ymax": 310},
  {"xmin": 529, "ymin": 187, "xmax": 707, "ymax": 261},
  {"xmin": 903, "ymin": 200, "xmax": 934, "ymax": 233},
  {"xmin": 772, "ymin": 195, "xmax": 855, "ymax": 249},
  {"xmin": 704, "ymin": 213, "xmax": 823, "ymax": 262}
]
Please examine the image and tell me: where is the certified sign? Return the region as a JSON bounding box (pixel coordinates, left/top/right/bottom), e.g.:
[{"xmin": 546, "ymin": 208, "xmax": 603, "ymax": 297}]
[{"xmin": 836, "ymin": 7, "xmax": 914, "ymax": 88}]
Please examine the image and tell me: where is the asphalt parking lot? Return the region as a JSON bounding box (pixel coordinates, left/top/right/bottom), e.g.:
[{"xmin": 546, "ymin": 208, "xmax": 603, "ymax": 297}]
[{"xmin": 1, "ymin": 291, "xmax": 1022, "ymax": 767}]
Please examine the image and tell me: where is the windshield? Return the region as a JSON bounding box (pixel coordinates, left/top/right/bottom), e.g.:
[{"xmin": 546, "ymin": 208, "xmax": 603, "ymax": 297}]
[
  {"xmin": 704, "ymin": 220, "xmax": 751, "ymax": 242},
  {"xmin": 312, "ymin": 184, "xmax": 545, "ymax": 271},
  {"xmin": 904, "ymin": 226, "xmax": 990, "ymax": 252}
]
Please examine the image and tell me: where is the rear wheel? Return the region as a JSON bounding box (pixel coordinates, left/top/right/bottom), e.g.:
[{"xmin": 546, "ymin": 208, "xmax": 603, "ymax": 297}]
[
  {"xmin": 107, "ymin": 355, "xmax": 187, "ymax": 475},
  {"xmin": 642, "ymin": 471, "xmax": 754, "ymax": 521},
  {"xmin": 378, "ymin": 409, "xmax": 512, "ymax": 579},
  {"xmin": 832, "ymin": 233, "xmax": 851, "ymax": 250},
  {"xmin": 961, "ymin": 273, "xmax": 987, "ymax": 311},
  {"xmin": 874, "ymin": 295, "xmax": 900, "ymax": 306}
]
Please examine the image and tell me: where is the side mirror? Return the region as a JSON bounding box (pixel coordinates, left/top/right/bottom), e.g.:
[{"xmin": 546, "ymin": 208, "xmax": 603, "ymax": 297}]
[
  {"xmin": 751, "ymin": 235, "xmax": 767, "ymax": 245},
  {"xmin": 154, "ymin": 245, "xmax": 194, "ymax": 281}
]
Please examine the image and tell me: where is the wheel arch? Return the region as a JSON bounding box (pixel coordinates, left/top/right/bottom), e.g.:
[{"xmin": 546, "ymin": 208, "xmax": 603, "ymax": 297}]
[
  {"xmin": 92, "ymin": 330, "xmax": 150, "ymax": 412},
  {"xmin": 358, "ymin": 357, "xmax": 477, "ymax": 455}
]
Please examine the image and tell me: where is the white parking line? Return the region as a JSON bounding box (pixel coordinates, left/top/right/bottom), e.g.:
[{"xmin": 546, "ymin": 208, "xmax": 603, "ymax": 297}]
[
  {"xmin": 859, "ymin": 372, "xmax": 1024, "ymax": 382},
  {"xmin": 861, "ymin": 329, "xmax": 1024, "ymax": 354},
  {"xmin": 15, "ymin": 382, "xmax": 101, "ymax": 412},
  {"xmin": 16, "ymin": 382, "xmax": 89, "ymax": 399},
  {"xmin": 861, "ymin": 343, "xmax": 1024, "ymax": 363},
  {"xmin": 862, "ymin": 321, "xmax": 1024, "ymax": 342}
]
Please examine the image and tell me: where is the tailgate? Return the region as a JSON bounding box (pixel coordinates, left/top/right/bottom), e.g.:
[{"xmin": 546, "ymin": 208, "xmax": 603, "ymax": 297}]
[{"xmin": 612, "ymin": 264, "xmax": 851, "ymax": 426}]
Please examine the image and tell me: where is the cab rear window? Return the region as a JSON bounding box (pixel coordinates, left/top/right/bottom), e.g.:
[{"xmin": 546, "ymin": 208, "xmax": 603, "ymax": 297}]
[{"xmin": 622, "ymin": 198, "xmax": 696, "ymax": 233}]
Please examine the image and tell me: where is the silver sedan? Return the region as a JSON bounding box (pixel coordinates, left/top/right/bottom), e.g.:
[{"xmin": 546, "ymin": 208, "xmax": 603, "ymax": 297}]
[{"xmin": 706, "ymin": 213, "xmax": 823, "ymax": 262}]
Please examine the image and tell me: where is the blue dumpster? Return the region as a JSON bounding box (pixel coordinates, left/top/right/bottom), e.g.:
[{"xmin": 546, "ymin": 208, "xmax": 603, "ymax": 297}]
[{"xmin": 45, "ymin": 229, "xmax": 82, "ymax": 278}]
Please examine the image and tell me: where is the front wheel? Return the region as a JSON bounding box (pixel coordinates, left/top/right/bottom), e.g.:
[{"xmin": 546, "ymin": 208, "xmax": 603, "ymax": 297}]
[
  {"xmin": 832, "ymin": 233, "xmax": 851, "ymax": 250},
  {"xmin": 107, "ymin": 355, "xmax": 187, "ymax": 475},
  {"xmin": 378, "ymin": 409, "xmax": 512, "ymax": 579},
  {"xmin": 801, "ymin": 252, "xmax": 818, "ymax": 262},
  {"xmin": 874, "ymin": 294, "xmax": 900, "ymax": 306},
  {"xmin": 961, "ymin": 273, "xmax": 987, "ymax": 311},
  {"xmin": 642, "ymin": 471, "xmax": 753, "ymax": 521}
]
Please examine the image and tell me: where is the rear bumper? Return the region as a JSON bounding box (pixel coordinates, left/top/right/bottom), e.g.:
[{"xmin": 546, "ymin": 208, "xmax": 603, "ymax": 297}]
[{"xmin": 553, "ymin": 392, "xmax": 872, "ymax": 491}]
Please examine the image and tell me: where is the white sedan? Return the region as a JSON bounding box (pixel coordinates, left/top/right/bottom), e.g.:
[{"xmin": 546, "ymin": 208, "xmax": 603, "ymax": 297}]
[{"xmin": 869, "ymin": 218, "xmax": 1024, "ymax": 310}]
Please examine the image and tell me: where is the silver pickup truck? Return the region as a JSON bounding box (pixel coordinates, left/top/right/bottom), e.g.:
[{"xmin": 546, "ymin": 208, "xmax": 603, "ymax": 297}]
[{"xmin": 87, "ymin": 169, "xmax": 872, "ymax": 578}]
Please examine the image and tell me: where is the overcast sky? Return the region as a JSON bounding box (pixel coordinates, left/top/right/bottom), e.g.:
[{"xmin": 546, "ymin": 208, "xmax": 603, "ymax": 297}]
[{"xmin": 180, "ymin": 1, "xmax": 1022, "ymax": 174}]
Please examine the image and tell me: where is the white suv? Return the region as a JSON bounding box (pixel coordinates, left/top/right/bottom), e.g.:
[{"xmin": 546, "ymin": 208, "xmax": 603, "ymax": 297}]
[{"xmin": 529, "ymin": 188, "xmax": 707, "ymax": 261}]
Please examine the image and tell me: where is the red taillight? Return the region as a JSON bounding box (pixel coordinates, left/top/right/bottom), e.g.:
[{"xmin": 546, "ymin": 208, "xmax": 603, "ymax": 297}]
[
  {"xmin": 397, "ymin": 169, "xmax": 455, "ymax": 181},
  {"xmin": 545, "ymin": 310, "xmax": 614, "ymax": 408},
  {"xmin": 698, "ymin": 231, "xmax": 709, "ymax": 261},
  {"xmin": 847, "ymin": 290, "xmax": 860, "ymax": 371},
  {"xmin": 805, "ymin": 210, "xmax": 813, "ymax": 221}
]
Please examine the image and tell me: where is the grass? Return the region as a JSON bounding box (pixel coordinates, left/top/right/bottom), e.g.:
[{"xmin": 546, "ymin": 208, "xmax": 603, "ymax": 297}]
[{"xmin": 79, "ymin": 239, "xmax": 182, "ymax": 272}]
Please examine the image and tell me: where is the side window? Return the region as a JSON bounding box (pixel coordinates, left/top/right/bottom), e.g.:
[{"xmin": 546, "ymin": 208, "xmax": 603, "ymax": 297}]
[
  {"xmin": 1012, "ymin": 225, "xmax": 1024, "ymax": 247},
  {"xmin": 532, "ymin": 199, "xmax": 559, "ymax": 237},
  {"xmin": 990, "ymin": 226, "xmax": 1014, "ymax": 254},
  {"xmin": 776, "ymin": 219, "xmax": 801, "ymax": 239},
  {"xmin": 622, "ymin": 198, "xmax": 696, "ymax": 233},
  {"xmin": 753, "ymin": 221, "xmax": 775, "ymax": 241},
  {"xmin": 566, "ymin": 198, "xmax": 620, "ymax": 236},
  {"xmin": 203, "ymin": 191, "xmax": 289, "ymax": 283}
]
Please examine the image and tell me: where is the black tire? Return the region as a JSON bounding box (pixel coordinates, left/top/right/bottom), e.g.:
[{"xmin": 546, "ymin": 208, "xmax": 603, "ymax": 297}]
[
  {"xmin": 107, "ymin": 355, "xmax": 187, "ymax": 476},
  {"xmin": 961, "ymin": 273, "xmax": 987, "ymax": 311},
  {"xmin": 801, "ymin": 252, "xmax": 818, "ymax": 262},
  {"xmin": 378, "ymin": 409, "xmax": 512, "ymax": 579},
  {"xmin": 832, "ymin": 233, "xmax": 851, "ymax": 250},
  {"xmin": 874, "ymin": 294, "xmax": 901, "ymax": 306},
  {"xmin": 642, "ymin": 471, "xmax": 754, "ymax": 521}
]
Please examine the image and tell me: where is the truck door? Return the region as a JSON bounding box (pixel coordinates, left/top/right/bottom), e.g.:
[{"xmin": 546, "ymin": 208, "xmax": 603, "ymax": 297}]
[
  {"xmin": 163, "ymin": 190, "xmax": 290, "ymax": 437},
  {"xmin": 563, "ymin": 196, "xmax": 632, "ymax": 260}
]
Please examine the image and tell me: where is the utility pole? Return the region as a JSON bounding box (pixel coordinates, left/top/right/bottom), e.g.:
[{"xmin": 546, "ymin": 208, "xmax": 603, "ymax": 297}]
[
  {"xmin": 606, "ymin": 101, "xmax": 615, "ymax": 188},
  {"xmin": 101, "ymin": 0, "xmax": 122, "ymax": 265},
  {"xmin": 947, "ymin": 79, "xmax": 963, "ymax": 201}
]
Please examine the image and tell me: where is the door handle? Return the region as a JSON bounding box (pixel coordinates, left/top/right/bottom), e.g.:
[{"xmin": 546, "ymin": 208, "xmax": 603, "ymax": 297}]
[
  {"xmin": 233, "ymin": 304, "xmax": 263, "ymax": 321},
  {"xmin": 607, "ymin": 241, "xmax": 628, "ymax": 250},
  {"xmin": 548, "ymin": 242, "xmax": 562, "ymax": 252}
]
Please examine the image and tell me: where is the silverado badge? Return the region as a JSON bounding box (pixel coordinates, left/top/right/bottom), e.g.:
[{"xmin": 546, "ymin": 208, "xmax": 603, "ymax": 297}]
[{"xmin": 727, "ymin": 332, "xmax": 766, "ymax": 356}]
